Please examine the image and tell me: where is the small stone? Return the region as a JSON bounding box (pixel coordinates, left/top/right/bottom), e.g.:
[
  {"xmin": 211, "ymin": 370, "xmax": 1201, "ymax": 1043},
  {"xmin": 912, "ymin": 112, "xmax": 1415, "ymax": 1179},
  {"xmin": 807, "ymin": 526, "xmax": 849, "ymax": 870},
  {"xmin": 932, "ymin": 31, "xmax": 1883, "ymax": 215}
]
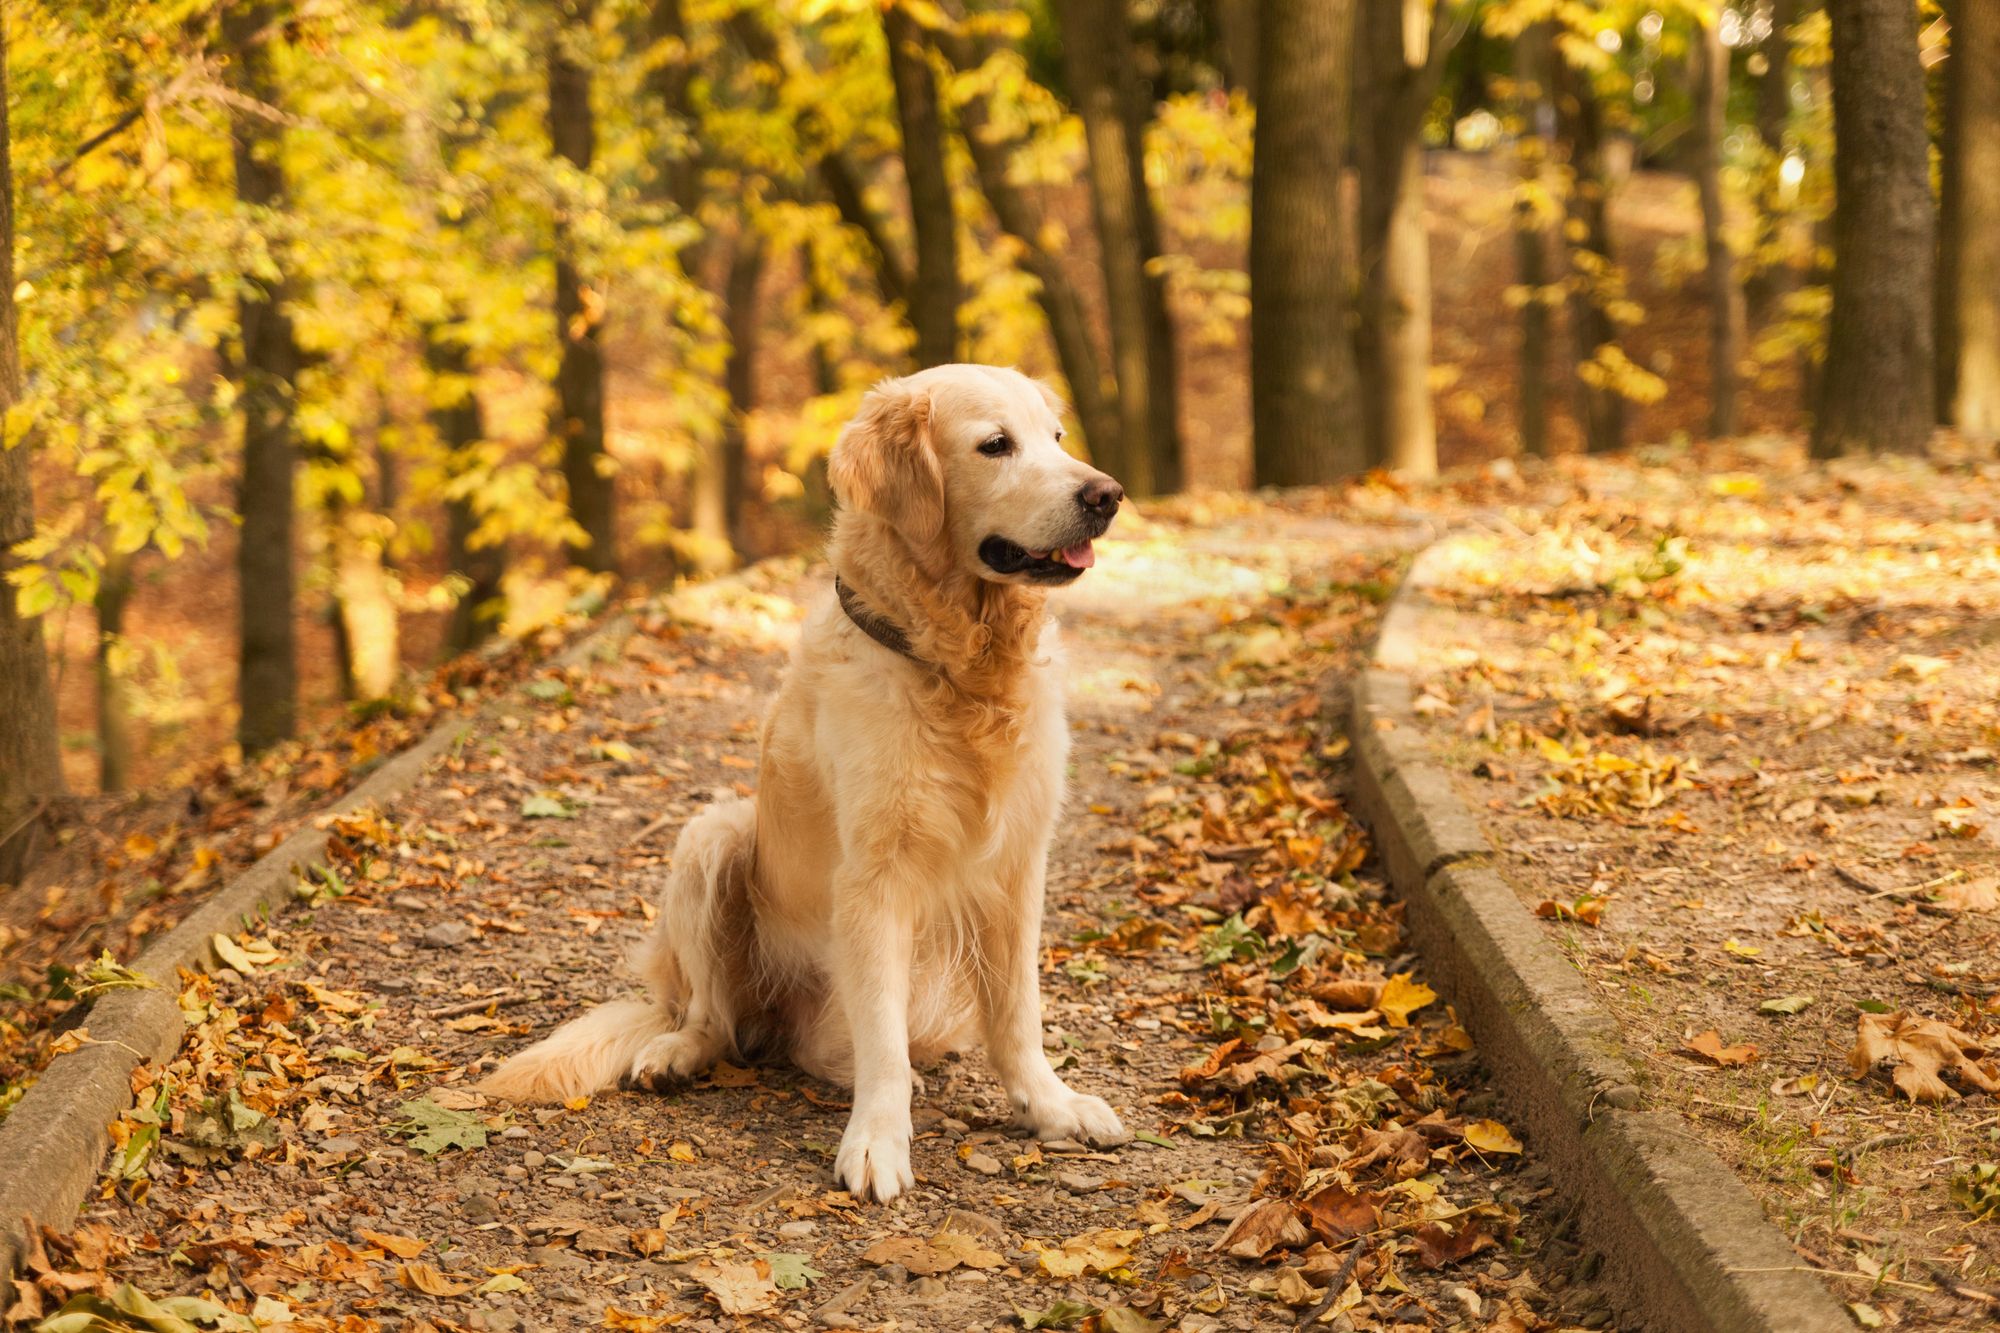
[
  {"xmin": 777, "ymin": 1221, "xmax": 816, "ymax": 1239},
  {"xmin": 909, "ymin": 1277, "xmax": 946, "ymax": 1298},
  {"xmin": 461, "ymin": 1195, "xmax": 499, "ymax": 1221},
  {"xmin": 521, "ymin": 1151, "xmax": 546, "ymax": 1169},
  {"xmin": 963, "ymin": 1151, "xmax": 1002, "ymax": 1177},
  {"xmin": 320, "ymin": 1137, "xmax": 361, "ymax": 1154},
  {"xmin": 1058, "ymin": 1171, "xmax": 1103, "ymax": 1194},
  {"xmin": 392, "ymin": 894, "xmax": 429, "ymax": 912},
  {"xmin": 422, "ymin": 921, "xmax": 475, "ymax": 949},
  {"xmin": 526, "ymin": 1246, "xmax": 586, "ymax": 1271},
  {"xmin": 877, "ymin": 1263, "xmax": 909, "ymax": 1286},
  {"xmin": 937, "ymin": 1209, "xmax": 1008, "ymax": 1243},
  {"xmin": 503, "ymin": 1165, "xmax": 528, "ymax": 1180},
  {"xmin": 501, "ymin": 1127, "xmax": 530, "ymax": 1140}
]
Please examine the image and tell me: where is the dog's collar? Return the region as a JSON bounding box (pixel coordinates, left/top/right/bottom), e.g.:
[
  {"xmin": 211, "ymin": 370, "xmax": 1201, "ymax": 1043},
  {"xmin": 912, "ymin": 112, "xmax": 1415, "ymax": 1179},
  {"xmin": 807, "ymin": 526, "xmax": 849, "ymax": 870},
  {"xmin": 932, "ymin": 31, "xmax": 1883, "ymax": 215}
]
[{"xmin": 835, "ymin": 577, "xmax": 923, "ymax": 664}]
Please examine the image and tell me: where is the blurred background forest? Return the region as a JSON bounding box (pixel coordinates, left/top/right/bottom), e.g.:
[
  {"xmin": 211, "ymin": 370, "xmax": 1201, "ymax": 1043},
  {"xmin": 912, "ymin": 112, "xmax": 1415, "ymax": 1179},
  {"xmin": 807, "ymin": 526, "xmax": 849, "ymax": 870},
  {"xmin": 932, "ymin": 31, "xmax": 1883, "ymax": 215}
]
[{"xmin": 0, "ymin": 0, "xmax": 1989, "ymax": 880}]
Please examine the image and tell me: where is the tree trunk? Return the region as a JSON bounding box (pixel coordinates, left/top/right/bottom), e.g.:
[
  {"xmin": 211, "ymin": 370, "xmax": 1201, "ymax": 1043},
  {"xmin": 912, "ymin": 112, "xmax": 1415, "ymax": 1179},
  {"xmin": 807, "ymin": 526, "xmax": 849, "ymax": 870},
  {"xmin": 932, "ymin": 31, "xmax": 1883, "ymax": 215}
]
[
  {"xmin": 226, "ymin": 1, "xmax": 300, "ymax": 756},
  {"xmin": 1746, "ymin": 0, "xmax": 1797, "ymax": 325},
  {"xmin": 1056, "ymin": 0, "xmax": 1181, "ymax": 496},
  {"xmin": 1694, "ymin": 15, "xmax": 1747, "ymax": 438},
  {"xmin": 95, "ymin": 550, "xmax": 134, "ymax": 794},
  {"xmin": 1250, "ymin": 0, "xmax": 1363, "ymax": 486},
  {"xmin": 1941, "ymin": 0, "xmax": 2000, "ymax": 441},
  {"xmin": 0, "ymin": 19, "xmax": 64, "ymax": 876},
  {"xmin": 1514, "ymin": 24, "xmax": 1554, "ymax": 458},
  {"xmin": 429, "ymin": 328, "xmax": 505, "ymax": 655},
  {"xmin": 934, "ymin": 30, "xmax": 1120, "ymax": 464},
  {"xmin": 328, "ymin": 509, "xmax": 399, "ymax": 702},
  {"xmin": 646, "ymin": 0, "xmax": 702, "ymax": 236},
  {"xmin": 883, "ymin": 2, "xmax": 959, "ymax": 367},
  {"xmin": 1553, "ymin": 56, "xmax": 1625, "ymax": 454},
  {"xmin": 550, "ymin": 1, "xmax": 616, "ymax": 573},
  {"xmin": 1356, "ymin": 0, "xmax": 1446, "ymax": 478},
  {"xmin": 1212, "ymin": 1, "xmax": 1257, "ymax": 101},
  {"xmin": 1815, "ymin": 0, "xmax": 1935, "ymax": 457},
  {"xmin": 690, "ymin": 231, "xmax": 764, "ymax": 568}
]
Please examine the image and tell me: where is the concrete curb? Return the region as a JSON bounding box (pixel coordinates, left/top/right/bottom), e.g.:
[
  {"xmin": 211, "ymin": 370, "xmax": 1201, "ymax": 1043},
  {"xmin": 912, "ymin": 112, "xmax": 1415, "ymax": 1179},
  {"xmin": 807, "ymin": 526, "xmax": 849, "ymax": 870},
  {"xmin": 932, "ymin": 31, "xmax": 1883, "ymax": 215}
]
[
  {"xmin": 0, "ymin": 610, "xmax": 636, "ymax": 1277},
  {"xmin": 1346, "ymin": 541, "xmax": 1849, "ymax": 1333}
]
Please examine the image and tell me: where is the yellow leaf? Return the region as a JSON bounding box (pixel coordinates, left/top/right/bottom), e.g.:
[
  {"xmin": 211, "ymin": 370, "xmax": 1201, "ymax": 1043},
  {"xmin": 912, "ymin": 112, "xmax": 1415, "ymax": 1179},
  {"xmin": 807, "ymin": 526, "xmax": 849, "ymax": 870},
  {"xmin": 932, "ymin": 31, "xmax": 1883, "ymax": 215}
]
[
  {"xmin": 399, "ymin": 1261, "xmax": 472, "ymax": 1296},
  {"xmin": 1462, "ymin": 1119, "xmax": 1522, "ymax": 1155},
  {"xmin": 361, "ymin": 1229, "xmax": 429, "ymax": 1259},
  {"xmin": 1377, "ymin": 974, "xmax": 1437, "ymax": 1028},
  {"xmin": 668, "ymin": 1141, "xmax": 698, "ymax": 1163},
  {"xmin": 1722, "ymin": 938, "xmax": 1762, "ymax": 959}
]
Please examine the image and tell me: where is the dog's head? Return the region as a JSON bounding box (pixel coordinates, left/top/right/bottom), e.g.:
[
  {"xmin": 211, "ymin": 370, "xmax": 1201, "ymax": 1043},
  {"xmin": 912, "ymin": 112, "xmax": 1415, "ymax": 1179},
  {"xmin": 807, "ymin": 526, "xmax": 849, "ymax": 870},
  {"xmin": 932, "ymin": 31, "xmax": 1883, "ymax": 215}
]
[{"xmin": 828, "ymin": 365, "xmax": 1123, "ymax": 585}]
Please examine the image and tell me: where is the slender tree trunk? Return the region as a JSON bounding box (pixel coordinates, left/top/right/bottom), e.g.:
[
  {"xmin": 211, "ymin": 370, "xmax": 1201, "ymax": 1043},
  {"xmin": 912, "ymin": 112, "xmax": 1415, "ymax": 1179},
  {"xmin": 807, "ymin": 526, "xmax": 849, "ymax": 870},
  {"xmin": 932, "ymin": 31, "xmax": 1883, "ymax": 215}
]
[
  {"xmin": 430, "ymin": 329, "xmax": 504, "ymax": 653},
  {"xmin": 934, "ymin": 30, "xmax": 1119, "ymax": 463},
  {"xmin": 550, "ymin": 1, "xmax": 616, "ymax": 572},
  {"xmin": 1941, "ymin": 0, "xmax": 2000, "ymax": 441},
  {"xmin": 1056, "ymin": 0, "xmax": 1181, "ymax": 496},
  {"xmin": 0, "ymin": 21, "xmax": 64, "ymax": 876},
  {"xmin": 1746, "ymin": 0, "xmax": 1797, "ymax": 324},
  {"xmin": 720, "ymin": 233, "xmax": 764, "ymax": 559},
  {"xmin": 95, "ymin": 551, "xmax": 134, "ymax": 793},
  {"xmin": 883, "ymin": 2, "xmax": 959, "ymax": 367},
  {"xmin": 1815, "ymin": 0, "xmax": 1935, "ymax": 457},
  {"xmin": 647, "ymin": 0, "xmax": 702, "ymax": 236},
  {"xmin": 1694, "ymin": 15, "xmax": 1747, "ymax": 438},
  {"xmin": 226, "ymin": 2, "xmax": 300, "ymax": 755},
  {"xmin": 327, "ymin": 505, "xmax": 399, "ymax": 702},
  {"xmin": 1554, "ymin": 56, "xmax": 1625, "ymax": 454},
  {"xmin": 1514, "ymin": 24, "xmax": 1554, "ymax": 458},
  {"xmin": 1213, "ymin": 1, "xmax": 1257, "ymax": 101},
  {"xmin": 1250, "ymin": 0, "xmax": 1363, "ymax": 486},
  {"xmin": 1356, "ymin": 0, "xmax": 1447, "ymax": 478}
]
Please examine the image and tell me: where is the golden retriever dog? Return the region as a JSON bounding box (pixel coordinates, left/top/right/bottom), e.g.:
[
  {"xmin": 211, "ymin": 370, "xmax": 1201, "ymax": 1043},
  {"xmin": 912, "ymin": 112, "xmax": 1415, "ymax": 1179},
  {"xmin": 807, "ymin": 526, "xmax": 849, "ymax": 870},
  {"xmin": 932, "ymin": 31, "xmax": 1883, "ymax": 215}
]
[{"xmin": 480, "ymin": 363, "xmax": 1130, "ymax": 1200}]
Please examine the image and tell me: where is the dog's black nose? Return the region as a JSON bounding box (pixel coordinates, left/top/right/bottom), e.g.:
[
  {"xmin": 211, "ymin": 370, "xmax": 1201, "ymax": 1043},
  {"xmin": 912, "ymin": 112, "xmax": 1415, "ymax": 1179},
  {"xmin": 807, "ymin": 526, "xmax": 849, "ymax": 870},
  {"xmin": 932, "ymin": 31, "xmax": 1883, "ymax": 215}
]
[{"xmin": 1076, "ymin": 478, "xmax": 1124, "ymax": 517}]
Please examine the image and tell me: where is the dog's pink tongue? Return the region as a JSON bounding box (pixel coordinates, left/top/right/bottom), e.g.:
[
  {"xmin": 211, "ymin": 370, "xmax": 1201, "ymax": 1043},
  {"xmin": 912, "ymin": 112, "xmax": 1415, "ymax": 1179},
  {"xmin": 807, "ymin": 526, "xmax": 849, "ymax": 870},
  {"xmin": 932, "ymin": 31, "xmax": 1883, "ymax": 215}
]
[{"xmin": 1057, "ymin": 541, "xmax": 1096, "ymax": 569}]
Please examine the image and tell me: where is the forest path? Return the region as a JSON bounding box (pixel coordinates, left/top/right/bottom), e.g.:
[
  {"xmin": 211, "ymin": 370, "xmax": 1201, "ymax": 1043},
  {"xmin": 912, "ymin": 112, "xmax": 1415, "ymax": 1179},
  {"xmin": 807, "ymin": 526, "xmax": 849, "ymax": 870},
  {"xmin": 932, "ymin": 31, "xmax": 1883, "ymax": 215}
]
[{"xmin": 39, "ymin": 501, "xmax": 1619, "ymax": 1333}]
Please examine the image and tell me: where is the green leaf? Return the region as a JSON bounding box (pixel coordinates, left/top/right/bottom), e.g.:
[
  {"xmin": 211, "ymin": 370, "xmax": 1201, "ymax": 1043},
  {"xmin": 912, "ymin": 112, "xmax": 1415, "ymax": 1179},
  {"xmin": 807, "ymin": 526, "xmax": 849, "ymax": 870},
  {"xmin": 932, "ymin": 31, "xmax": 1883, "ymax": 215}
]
[
  {"xmin": 387, "ymin": 1095, "xmax": 487, "ymax": 1154},
  {"xmin": 525, "ymin": 679, "xmax": 573, "ymax": 703},
  {"xmin": 1758, "ymin": 994, "xmax": 1814, "ymax": 1016},
  {"xmin": 1855, "ymin": 998, "xmax": 1894, "ymax": 1014},
  {"xmin": 760, "ymin": 1252, "xmax": 825, "ymax": 1290},
  {"xmin": 520, "ymin": 795, "xmax": 573, "ymax": 819},
  {"xmin": 1132, "ymin": 1131, "xmax": 1174, "ymax": 1149},
  {"xmin": 1016, "ymin": 1300, "xmax": 1095, "ymax": 1330}
]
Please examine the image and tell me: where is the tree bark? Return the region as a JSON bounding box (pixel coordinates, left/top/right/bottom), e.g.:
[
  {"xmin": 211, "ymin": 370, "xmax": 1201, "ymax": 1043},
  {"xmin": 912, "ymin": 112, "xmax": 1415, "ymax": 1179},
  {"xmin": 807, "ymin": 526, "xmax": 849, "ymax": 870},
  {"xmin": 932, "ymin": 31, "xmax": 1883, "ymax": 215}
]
[
  {"xmin": 1553, "ymin": 55, "xmax": 1625, "ymax": 454},
  {"xmin": 1746, "ymin": 0, "xmax": 1798, "ymax": 325},
  {"xmin": 0, "ymin": 18, "xmax": 64, "ymax": 877},
  {"xmin": 1056, "ymin": 0, "xmax": 1181, "ymax": 496},
  {"xmin": 1356, "ymin": 0, "xmax": 1450, "ymax": 479},
  {"xmin": 1212, "ymin": 1, "xmax": 1257, "ymax": 102},
  {"xmin": 1513, "ymin": 24, "xmax": 1554, "ymax": 458},
  {"xmin": 226, "ymin": 1, "xmax": 300, "ymax": 756},
  {"xmin": 95, "ymin": 550, "xmax": 134, "ymax": 793},
  {"xmin": 1694, "ymin": 14, "xmax": 1747, "ymax": 438},
  {"xmin": 1250, "ymin": 0, "xmax": 1363, "ymax": 486},
  {"xmin": 883, "ymin": 2, "xmax": 959, "ymax": 367},
  {"xmin": 430, "ymin": 328, "xmax": 504, "ymax": 654},
  {"xmin": 691, "ymin": 231, "xmax": 764, "ymax": 568},
  {"xmin": 550, "ymin": 0, "xmax": 616, "ymax": 572},
  {"xmin": 1941, "ymin": 0, "xmax": 2000, "ymax": 441},
  {"xmin": 1815, "ymin": 0, "xmax": 1935, "ymax": 457},
  {"xmin": 933, "ymin": 30, "xmax": 1120, "ymax": 465}
]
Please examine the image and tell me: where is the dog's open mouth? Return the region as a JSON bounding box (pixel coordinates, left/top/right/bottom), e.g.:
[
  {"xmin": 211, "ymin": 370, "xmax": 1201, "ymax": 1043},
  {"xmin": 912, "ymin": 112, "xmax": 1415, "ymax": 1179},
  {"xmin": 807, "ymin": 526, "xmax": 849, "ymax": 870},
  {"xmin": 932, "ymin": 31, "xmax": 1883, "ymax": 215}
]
[{"xmin": 978, "ymin": 536, "xmax": 1097, "ymax": 583}]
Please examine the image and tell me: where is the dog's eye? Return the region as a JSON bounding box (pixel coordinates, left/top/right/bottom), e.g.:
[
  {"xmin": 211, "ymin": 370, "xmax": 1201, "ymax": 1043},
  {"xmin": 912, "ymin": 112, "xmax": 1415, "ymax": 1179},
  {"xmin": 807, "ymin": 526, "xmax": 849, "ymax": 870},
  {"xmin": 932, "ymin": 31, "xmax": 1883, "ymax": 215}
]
[{"xmin": 977, "ymin": 433, "xmax": 1013, "ymax": 458}]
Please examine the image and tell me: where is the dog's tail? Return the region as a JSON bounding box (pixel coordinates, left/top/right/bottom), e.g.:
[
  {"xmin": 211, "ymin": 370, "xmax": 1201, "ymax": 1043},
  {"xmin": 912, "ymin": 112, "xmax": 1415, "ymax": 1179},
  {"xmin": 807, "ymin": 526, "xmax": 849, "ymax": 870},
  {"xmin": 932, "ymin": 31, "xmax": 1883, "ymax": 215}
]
[
  {"xmin": 475, "ymin": 997, "xmax": 672, "ymax": 1103},
  {"xmin": 479, "ymin": 798, "xmax": 758, "ymax": 1103}
]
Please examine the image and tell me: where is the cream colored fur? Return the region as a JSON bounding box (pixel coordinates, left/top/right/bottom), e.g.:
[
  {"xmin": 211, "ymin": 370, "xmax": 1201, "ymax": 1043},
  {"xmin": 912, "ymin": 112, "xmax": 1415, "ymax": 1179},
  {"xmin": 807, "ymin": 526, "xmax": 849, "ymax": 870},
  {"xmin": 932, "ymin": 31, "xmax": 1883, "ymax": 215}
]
[{"xmin": 479, "ymin": 364, "xmax": 1129, "ymax": 1201}]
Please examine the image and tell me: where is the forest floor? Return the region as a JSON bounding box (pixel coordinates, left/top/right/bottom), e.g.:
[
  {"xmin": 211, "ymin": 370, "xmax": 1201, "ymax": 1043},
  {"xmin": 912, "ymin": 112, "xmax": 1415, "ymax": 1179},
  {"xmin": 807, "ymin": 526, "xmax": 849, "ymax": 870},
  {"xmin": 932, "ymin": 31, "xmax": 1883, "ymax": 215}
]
[
  {"xmin": 7, "ymin": 498, "xmax": 1627, "ymax": 1333},
  {"xmin": 1384, "ymin": 439, "xmax": 2000, "ymax": 1330}
]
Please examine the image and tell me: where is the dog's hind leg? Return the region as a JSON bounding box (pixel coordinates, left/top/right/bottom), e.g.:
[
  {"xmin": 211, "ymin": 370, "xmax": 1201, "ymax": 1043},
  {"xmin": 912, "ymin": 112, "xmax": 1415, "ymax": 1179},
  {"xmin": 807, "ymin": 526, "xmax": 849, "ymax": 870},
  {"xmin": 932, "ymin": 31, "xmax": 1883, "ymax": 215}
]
[{"xmin": 627, "ymin": 798, "xmax": 759, "ymax": 1091}]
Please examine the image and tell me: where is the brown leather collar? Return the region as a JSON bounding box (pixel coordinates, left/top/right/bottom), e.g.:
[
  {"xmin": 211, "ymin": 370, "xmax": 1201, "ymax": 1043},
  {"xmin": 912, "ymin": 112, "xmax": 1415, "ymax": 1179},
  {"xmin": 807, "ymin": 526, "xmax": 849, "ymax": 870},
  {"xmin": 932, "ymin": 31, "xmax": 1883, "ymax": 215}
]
[{"xmin": 835, "ymin": 577, "xmax": 923, "ymax": 664}]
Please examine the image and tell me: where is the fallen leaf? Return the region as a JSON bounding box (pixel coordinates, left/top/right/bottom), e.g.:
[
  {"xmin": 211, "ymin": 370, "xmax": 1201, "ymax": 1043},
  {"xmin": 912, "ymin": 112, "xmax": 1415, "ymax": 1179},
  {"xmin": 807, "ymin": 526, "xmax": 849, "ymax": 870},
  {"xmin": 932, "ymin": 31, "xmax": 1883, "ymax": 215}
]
[
  {"xmin": 1758, "ymin": 994, "xmax": 1815, "ymax": 1016},
  {"xmin": 1298, "ymin": 1185, "xmax": 1381, "ymax": 1243},
  {"xmin": 399, "ymin": 1262, "xmax": 472, "ymax": 1297},
  {"xmin": 1211, "ymin": 1198, "xmax": 1307, "ymax": 1259},
  {"xmin": 359, "ymin": 1230, "xmax": 428, "ymax": 1259},
  {"xmin": 687, "ymin": 1259, "xmax": 777, "ymax": 1315},
  {"xmin": 1036, "ymin": 1227, "xmax": 1141, "ymax": 1278},
  {"xmin": 1937, "ymin": 877, "xmax": 1999, "ymax": 912},
  {"xmin": 1679, "ymin": 1030, "xmax": 1760, "ymax": 1067},
  {"xmin": 1462, "ymin": 1119, "xmax": 1524, "ymax": 1155},
  {"xmin": 1376, "ymin": 973, "xmax": 1436, "ymax": 1027},
  {"xmin": 1848, "ymin": 1011, "xmax": 2000, "ymax": 1102}
]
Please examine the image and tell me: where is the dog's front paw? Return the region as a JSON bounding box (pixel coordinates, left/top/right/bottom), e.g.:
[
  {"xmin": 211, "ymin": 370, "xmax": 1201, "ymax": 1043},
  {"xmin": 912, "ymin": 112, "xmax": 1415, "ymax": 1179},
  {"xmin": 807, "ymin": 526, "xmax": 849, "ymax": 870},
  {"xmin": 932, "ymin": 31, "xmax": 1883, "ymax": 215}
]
[
  {"xmin": 834, "ymin": 1110, "xmax": 914, "ymax": 1202},
  {"xmin": 625, "ymin": 1032, "xmax": 708, "ymax": 1093},
  {"xmin": 1019, "ymin": 1090, "xmax": 1130, "ymax": 1146}
]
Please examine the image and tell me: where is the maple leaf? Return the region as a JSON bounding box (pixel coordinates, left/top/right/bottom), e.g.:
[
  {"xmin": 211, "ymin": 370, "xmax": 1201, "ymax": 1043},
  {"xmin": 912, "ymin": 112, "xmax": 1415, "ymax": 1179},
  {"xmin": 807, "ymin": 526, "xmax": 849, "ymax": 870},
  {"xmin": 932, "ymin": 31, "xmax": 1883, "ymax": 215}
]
[
  {"xmin": 1376, "ymin": 974, "xmax": 1436, "ymax": 1027},
  {"xmin": 1678, "ymin": 1030, "xmax": 1760, "ymax": 1067},
  {"xmin": 386, "ymin": 1095, "xmax": 488, "ymax": 1153},
  {"xmin": 1848, "ymin": 1011, "xmax": 2000, "ymax": 1102},
  {"xmin": 687, "ymin": 1259, "xmax": 778, "ymax": 1315}
]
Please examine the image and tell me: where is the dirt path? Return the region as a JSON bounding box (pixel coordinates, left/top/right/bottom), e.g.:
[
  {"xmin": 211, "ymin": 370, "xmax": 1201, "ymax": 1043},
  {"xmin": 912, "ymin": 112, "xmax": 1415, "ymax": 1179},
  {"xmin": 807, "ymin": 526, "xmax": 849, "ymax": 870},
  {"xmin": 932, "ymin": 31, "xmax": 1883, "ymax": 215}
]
[{"xmin": 26, "ymin": 503, "xmax": 1621, "ymax": 1333}]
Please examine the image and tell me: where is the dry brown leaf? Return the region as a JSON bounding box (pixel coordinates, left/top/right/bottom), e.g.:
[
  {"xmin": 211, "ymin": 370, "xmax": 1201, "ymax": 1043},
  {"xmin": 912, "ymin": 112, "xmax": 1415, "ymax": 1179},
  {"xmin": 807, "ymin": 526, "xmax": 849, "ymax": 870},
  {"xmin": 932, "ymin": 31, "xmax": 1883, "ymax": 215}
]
[
  {"xmin": 1679, "ymin": 1030, "xmax": 1760, "ymax": 1067},
  {"xmin": 1211, "ymin": 1198, "xmax": 1308, "ymax": 1259},
  {"xmin": 1848, "ymin": 1011, "xmax": 2000, "ymax": 1102},
  {"xmin": 360, "ymin": 1229, "xmax": 429, "ymax": 1259},
  {"xmin": 398, "ymin": 1262, "xmax": 471, "ymax": 1297},
  {"xmin": 1036, "ymin": 1227, "xmax": 1141, "ymax": 1278},
  {"xmin": 1936, "ymin": 877, "xmax": 1999, "ymax": 912},
  {"xmin": 688, "ymin": 1259, "xmax": 777, "ymax": 1315},
  {"xmin": 1298, "ymin": 1185, "xmax": 1381, "ymax": 1243}
]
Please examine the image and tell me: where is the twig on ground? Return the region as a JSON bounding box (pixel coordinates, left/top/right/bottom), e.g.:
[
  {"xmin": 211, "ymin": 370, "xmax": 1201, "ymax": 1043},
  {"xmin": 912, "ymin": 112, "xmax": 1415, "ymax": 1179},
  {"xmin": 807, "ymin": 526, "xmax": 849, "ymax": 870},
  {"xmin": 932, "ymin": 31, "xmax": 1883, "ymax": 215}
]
[
  {"xmin": 623, "ymin": 811, "xmax": 676, "ymax": 848},
  {"xmin": 425, "ymin": 992, "xmax": 537, "ymax": 1020},
  {"xmin": 1728, "ymin": 1266, "xmax": 1935, "ymax": 1294},
  {"xmin": 1834, "ymin": 1132, "xmax": 1919, "ymax": 1160},
  {"xmin": 1297, "ymin": 1239, "xmax": 1369, "ymax": 1327},
  {"xmin": 1923, "ymin": 1261, "xmax": 2000, "ymax": 1307}
]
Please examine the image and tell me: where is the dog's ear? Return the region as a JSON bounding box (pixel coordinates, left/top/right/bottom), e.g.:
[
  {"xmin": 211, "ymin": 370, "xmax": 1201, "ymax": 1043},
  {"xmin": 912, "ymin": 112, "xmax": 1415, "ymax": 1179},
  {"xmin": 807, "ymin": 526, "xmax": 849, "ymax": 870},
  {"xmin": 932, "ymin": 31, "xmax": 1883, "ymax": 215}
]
[
  {"xmin": 1031, "ymin": 377, "xmax": 1068, "ymax": 420},
  {"xmin": 828, "ymin": 379, "xmax": 945, "ymax": 545}
]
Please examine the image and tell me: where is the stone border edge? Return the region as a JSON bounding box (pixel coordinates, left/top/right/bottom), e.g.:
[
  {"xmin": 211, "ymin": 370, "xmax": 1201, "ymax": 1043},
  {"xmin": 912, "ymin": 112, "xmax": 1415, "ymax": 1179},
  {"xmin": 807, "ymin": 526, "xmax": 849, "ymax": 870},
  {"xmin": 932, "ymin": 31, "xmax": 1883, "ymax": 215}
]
[
  {"xmin": 1344, "ymin": 540, "xmax": 1849, "ymax": 1333},
  {"xmin": 0, "ymin": 609, "xmax": 638, "ymax": 1277}
]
